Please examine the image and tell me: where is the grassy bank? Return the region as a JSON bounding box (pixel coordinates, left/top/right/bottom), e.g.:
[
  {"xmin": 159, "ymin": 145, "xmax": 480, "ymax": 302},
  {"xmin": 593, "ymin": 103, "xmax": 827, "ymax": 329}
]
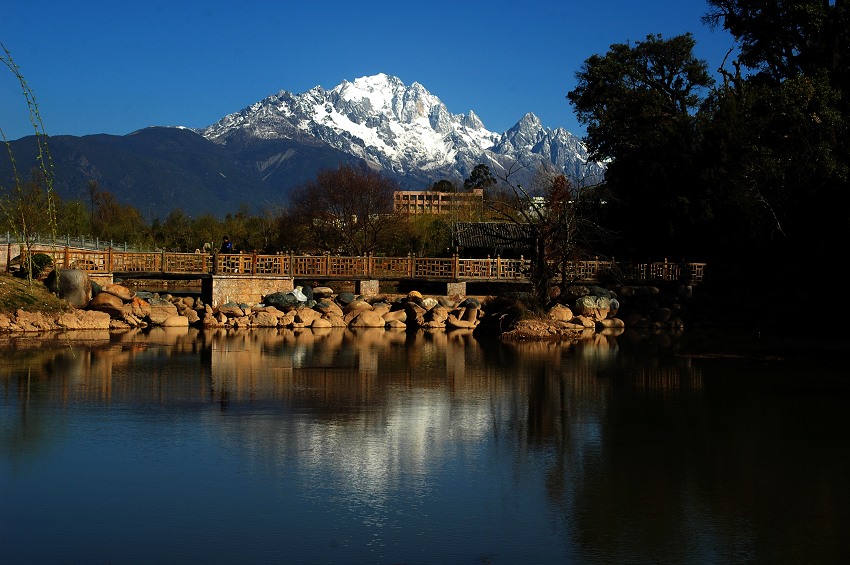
[{"xmin": 0, "ymin": 272, "xmax": 71, "ymax": 315}]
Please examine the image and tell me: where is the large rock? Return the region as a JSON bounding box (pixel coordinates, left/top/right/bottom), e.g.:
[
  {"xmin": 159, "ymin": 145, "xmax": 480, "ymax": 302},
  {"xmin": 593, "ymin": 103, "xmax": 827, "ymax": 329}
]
[
  {"xmin": 347, "ymin": 310, "xmax": 386, "ymax": 327},
  {"xmin": 294, "ymin": 307, "xmax": 321, "ymax": 325},
  {"xmin": 312, "ymin": 286, "xmax": 334, "ymax": 299},
  {"xmin": 44, "ymin": 269, "xmax": 91, "ymax": 308},
  {"xmin": 87, "ymin": 292, "xmax": 126, "ymax": 319},
  {"xmin": 310, "ymin": 317, "xmax": 332, "ymax": 328},
  {"xmin": 146, "ymin": 297, "xmax": 179, "ymax": 325},
  {"xmin": 547, "ymin": 303, "xmax": 574, "ymax": 322},
  {"xmin": 574, "ymin": 295, "xmax": 611, "ymax": 322},
  {"xmin": 56, "ymin": 310, "xmax": 112, "ymax": 330},
  {"xmin": 160, "ymin": 315, "xmax": 189, "ymax": 327},
  {"xmin": 129, "ymin": 296, "xmax": 152, "ymax": 319},
  {"xmin": 382, "ymin": 309, "xmax": 407, "ymax": 323},
  {"xmin": 263, "ymin": 291, "xmax": 300, "ymax": 311},
  {"xmin": 100, "ymin": 283, "xmax": 135, "ymax": 301},
  {"xmin": 322, "ymin": 313, "xmax": 348, "ymax": 327},
  {"xmin": 314, "ymin": 299, "xmax": 344, "ymax": 317}
]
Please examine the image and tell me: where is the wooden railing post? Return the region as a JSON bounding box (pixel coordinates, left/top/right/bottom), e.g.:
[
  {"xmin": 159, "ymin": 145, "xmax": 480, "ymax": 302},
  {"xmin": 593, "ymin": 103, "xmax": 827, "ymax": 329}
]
[{"xmin": 34, "ymin": 248, "xmax": 705, "ymax": 287}]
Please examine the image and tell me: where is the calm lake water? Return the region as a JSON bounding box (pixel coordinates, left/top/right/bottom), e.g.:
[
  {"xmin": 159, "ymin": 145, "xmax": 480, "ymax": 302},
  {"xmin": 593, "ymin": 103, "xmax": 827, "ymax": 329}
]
[{"xmin": 1, "ymin": 326, "xmax": 848, "ymax": 564}]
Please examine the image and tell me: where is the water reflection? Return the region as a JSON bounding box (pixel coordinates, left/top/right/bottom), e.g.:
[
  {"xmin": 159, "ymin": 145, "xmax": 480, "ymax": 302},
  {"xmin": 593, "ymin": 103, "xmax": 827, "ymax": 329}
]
[{"xmin": 1, "ymin": 328, "xmax": 848, "ymax": 563}]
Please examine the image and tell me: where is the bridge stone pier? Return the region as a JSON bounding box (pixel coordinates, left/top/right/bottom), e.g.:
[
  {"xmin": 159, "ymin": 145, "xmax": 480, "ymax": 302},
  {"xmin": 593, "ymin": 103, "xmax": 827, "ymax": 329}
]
[
  {"xmin": 446, "ymin": 282, "xmax": 467, "ymax": 299},
  {"xmin": 357, "ymin": 279, "xmax": 467, "ymax": 299},
  {"xmin": 205, "ymin": 275, "xmax": 293, "ymax": 307}
]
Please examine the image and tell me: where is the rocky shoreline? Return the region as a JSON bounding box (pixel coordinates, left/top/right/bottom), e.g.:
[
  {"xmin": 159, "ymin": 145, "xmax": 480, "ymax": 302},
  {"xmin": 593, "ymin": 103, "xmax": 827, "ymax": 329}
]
[{"xmin": 1, "ymin": 269, "xmax": 695, "ymax": 339}]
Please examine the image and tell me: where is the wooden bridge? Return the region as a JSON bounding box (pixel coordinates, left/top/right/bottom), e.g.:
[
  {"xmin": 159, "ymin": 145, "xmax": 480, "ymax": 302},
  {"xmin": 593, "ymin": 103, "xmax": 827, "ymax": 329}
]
[
  {"xmin": 17, "ymin": 246, "xmax": 705, "ymax": 306},
  {"xmin": 23, "ymin": 247, "xmax": 705, "ymax": 283}
]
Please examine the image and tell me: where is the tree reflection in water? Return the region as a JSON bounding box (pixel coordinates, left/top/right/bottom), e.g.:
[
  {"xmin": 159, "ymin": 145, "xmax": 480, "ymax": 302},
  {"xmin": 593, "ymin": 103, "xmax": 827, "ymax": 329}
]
[{"xmin": 1, "ymin": 327, "xmax": 848, "ymax": 564}]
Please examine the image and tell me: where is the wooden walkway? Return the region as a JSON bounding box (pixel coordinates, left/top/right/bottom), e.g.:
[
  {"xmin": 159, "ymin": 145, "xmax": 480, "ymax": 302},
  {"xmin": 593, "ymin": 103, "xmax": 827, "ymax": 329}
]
[{"xmin": 21, "ymin": 247, "xmax": 706, "ymax": 285}]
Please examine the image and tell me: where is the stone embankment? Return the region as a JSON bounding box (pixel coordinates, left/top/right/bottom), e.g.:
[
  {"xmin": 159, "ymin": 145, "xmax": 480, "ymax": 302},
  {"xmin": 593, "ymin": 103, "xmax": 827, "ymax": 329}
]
[{"xmin": 0, "ymin": 269, "xmax": 694, "ymax": 338}]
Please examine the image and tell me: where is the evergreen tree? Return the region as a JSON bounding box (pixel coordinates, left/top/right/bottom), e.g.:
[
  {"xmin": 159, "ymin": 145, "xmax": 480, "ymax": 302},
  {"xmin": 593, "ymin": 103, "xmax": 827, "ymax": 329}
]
[{"xmin": 567, "ymin": 33, "xmax": 714, "ymax": 260}]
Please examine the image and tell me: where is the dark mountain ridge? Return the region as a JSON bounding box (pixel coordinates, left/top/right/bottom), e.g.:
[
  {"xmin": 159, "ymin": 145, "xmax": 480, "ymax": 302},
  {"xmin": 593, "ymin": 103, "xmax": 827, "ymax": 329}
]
[{"xmin": 1, "ymin": 74, "xmax": 604, "ymax": 218}]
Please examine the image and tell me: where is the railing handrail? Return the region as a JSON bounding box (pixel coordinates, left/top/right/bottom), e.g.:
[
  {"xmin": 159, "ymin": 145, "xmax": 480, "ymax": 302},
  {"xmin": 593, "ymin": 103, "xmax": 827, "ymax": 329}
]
[
  {"xmin": 1, "ymin": 233, "xmax": 146, "ymax": 253},
  {"xmin": 16, "ymin": 247, "xmax": 706, "ymax": 284}
]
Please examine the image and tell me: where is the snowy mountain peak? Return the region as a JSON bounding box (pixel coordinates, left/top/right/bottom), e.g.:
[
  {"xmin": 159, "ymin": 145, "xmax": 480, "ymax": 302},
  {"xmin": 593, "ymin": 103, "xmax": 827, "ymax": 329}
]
[{"xmin": 200, "ymin": 73, "xmax": 604, "ymax": 188}]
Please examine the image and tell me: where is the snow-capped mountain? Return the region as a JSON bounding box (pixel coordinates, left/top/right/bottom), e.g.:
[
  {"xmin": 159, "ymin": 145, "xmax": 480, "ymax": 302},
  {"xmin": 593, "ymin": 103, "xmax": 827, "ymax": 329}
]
[
  {"xmin": 200, "ymin": 73, "xmax": 604, "ymax": 187},
  {"xmin": 0, "ymin": 74, "xmax": 606, "ymax": 219}
]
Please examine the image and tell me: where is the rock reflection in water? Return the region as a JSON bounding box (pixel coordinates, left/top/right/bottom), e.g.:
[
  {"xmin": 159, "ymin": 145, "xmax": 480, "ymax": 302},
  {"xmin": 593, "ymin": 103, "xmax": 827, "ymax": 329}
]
[{"xmin": 1, "ymin": 326, "xmax": 848, "ymax": 564}]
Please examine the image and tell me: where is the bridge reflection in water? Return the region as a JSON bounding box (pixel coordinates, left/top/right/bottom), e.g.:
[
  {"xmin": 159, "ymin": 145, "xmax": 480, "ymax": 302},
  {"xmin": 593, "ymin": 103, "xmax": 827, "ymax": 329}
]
[{"xmin": 0, "ymin": 326, "xmax": 703, "ymax": 407}]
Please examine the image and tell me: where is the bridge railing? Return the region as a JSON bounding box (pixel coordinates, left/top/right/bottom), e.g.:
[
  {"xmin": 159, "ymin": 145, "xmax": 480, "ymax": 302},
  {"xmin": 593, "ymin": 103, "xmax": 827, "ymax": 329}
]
[{"xmin": 21, "ymin": 248, "xmax": 706, "ymax": 284}]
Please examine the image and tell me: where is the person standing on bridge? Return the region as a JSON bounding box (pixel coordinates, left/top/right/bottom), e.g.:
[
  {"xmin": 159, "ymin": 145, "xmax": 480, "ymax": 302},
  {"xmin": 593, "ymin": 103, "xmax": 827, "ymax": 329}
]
[{"xmin": 219, "ymin": 236, "xmax": 233, "ymax": 254}]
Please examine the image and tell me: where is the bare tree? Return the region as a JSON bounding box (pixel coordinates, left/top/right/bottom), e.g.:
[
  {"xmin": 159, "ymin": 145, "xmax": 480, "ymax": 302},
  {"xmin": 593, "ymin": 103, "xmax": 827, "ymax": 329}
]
[
  {"xmin": 289, "ymin": 164, "xmax": 402, "ymax": 255},
  {"xmin": 487, "ymin": 164, "xmax": 614, "ymax": 303}
]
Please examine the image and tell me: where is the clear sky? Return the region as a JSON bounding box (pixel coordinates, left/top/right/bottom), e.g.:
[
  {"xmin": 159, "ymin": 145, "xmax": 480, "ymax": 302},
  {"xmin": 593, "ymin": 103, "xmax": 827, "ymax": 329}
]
[{"xmin": 1, "ymin": 1, "xmax": 735, "ymax": 142}]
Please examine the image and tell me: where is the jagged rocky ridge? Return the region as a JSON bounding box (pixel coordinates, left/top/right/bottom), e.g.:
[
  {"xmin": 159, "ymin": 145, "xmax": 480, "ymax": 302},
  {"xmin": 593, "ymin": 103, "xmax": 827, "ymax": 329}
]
[
  {"xmin": 0, "ymin": 74, "xmax": 605, "ymax": 217},
  {"xmin": 200, "ymin": 73, "xmax": 605, "ymax": 189}
]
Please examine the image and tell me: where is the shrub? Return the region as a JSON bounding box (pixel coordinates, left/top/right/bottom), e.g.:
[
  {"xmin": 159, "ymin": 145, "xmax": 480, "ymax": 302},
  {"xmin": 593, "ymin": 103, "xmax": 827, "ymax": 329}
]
[{"xmin": 14, "ymin": 253, "xmax": 54, "ymax": 279}]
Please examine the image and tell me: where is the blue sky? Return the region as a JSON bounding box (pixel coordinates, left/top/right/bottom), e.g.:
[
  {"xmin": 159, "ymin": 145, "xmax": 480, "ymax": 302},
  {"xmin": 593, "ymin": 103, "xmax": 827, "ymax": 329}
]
[{"xmin": 1, "ymin": 1, "xmax": 734, "ymax": 142}]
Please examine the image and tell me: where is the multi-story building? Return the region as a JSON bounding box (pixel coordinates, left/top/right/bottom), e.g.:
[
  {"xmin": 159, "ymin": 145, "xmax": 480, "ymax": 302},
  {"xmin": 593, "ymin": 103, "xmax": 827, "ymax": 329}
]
[{"xmin": 393, "ymin": 189, "xmax": 484, "ymax": 216}]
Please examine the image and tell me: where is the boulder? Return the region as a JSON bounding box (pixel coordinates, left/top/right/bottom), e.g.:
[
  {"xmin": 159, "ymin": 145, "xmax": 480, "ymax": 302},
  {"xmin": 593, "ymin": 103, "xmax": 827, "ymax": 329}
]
[
  {"xmin": 88, "ymin": 291, "xmax": 125, "ymax": 311},
  {"xmin": 129, "ymin": 296, "xmax": 152, "ymax": 319},
  {"xmin": 446, "ymin": 314, "xmax": 475, "ymax": 329},
  {"xmin": 160, "ymin": 315, "xmax": 189, "ymax": 327},
  {"xmin": 596, "ymin": 318, "xmax": 625, "ymax": 329},
  {"xmin": 322, "ymin": 313, "xmax": 348, "ymax": 327},
  {"xmin": 299, "ymin": 286, "xmax": 314, "ymax": 302},
  {"xmin": 574, "ymin": 295, "xmax": 611, "ymax": 322},
  {"xmin": 313, "ymin": 286, "xmax": 334, "ymax": 299},
  {"xmin": 183, "ymin": 309, "xmax": 201, "ymax": 325},
  {"xmin": 314, "ymin": 299, "xmax": 344, "ymax": 317},
  {"xmin": 404, "ymin": 301, "xmax": 427, "ymax": 327},
  {"xmin": 251, "ymin": 310, "xmax": 279, "ymax": 327},
  {"xmin": 56, "ymin": 309, "xmax": 112, "ymax": 330},
  {"xmin": 310, "ymin": 317, "xmax": 332, "ymax": 329},
  {"xmin": 343, "ymin": 300, "xmax": 373, "ymax": 315},
  {"xmin": 100, "ymin": 283, "xmax": 135, "ymax": 301},
  {"xmin": 147, "ymin": 297, "xmax": 179, "ymax": 325},
  {"xmin": 294, "ymin": 307, "xmax": 321, "ymax": 325},
  {"xmin": 547, "ymin": 303, "xmax": 574, "ymax": 322},
  {"xmin": 44, "ymin": 268, "xmax": 91, "ymax": 308},
  {"xmin": 425, "ymin": 306, "xmax": 449, "ymax": 323},
  {"xmin": 382, "ymin": 309, "xmax": 407, "ymax": 323},
  {"xmin": 347, "ymin": 310, "xmax": 386, "ymax": 328},
  {"xmin": 12, "ymin": 310, "xmax": 54, "ymax": 331},
  {"xmin": 460, "ymin": 306, "xmax": 479, "ymax": 323},
  {"xmin": 263, "ymin": 291, "xmax": 300, "ymax": 311},
  {"xmin": 370, "ymin": 303, "xmax": 391, "ymax": 317},
  {"xmin": 218, "ymin": 304, "xmax": 247, "ymax": 318}
]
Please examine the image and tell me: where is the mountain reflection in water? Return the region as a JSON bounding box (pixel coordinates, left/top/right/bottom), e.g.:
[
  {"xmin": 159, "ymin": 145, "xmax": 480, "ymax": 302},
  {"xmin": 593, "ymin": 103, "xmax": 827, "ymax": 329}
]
[{"xmin": 1, "ymin": 327, "xmax": 848, "ymax": 564}]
